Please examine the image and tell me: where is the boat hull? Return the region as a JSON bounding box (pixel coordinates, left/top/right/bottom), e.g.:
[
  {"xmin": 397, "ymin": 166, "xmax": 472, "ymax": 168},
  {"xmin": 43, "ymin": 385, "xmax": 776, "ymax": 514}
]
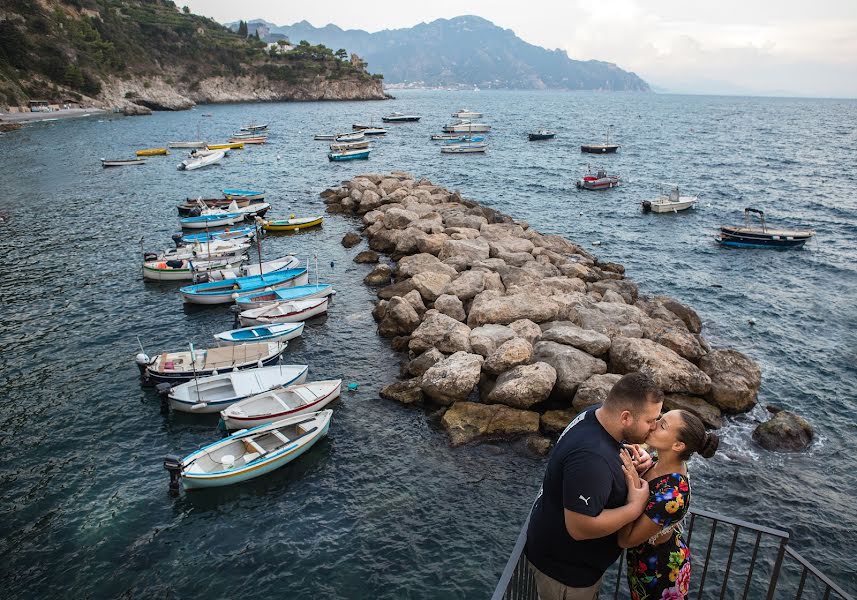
[
  {"xmin": 136, "ymin": 148, "xmax": 169, "ymax": 156},
  {"xmin": 717, "ymin": 229, "xmax": 812, "ymax": 249},
  {"xmin": 382, "ymin": 116, "xmax": 420, "ymax": 122},
  {"xmin": 528, "ymin": 133, "xmax": 555, "ymax": 141},
  {"xmin": 235, "ymin": 284, "xmax": 334, "ymax": 310},
  {"xmin": 145, "ymin": 348, "xmax": 286, "ymax": 385},
  {"xmin": 644, "ymin": 199, "xmax": 696, "ymax": 213},
  {"xmin": 239, "ymin": 298, "xmax": 329, "ymax": 326},
  {"xmin": 580, "ymin": 144, "xmax": 620, "ymax": 153},
  {"xmin": 142, "ymin": 258, "xmax": 244, "ymax": 282},
  {"xmin": 169, "ymin": 365, "xmax": 308, "ymax": 413},
  {"xmin": 214, "ymin": 322, "xmax": 305, "ymax": 345},
  {"xmin": 263, "ymin": 217, "xmax": 323, "ymax": 231},
  {"xmin": 222, "ymin": 381, "xmax": 342, "ymax": 430},
  {"xmin": 207, "ymin": 142, "xmax": 245, "ymax": 150},
  {"xmin": 180, "ymin": 271, "xmax": 309, "ymax": 305},
  {"xmin": 328, "ymin": 150, "xmax": 370, "ymax": 161},
  {"xmin": 442, "ymin": 124, "xmax": 491, "ymax": 133},
  {"xmin": 576, "ymin": 176, "xmax": 620, "ymax": 190},
  {"xmin": 102, "ymin": 159, "xmax": 145, "ymax": 167}
]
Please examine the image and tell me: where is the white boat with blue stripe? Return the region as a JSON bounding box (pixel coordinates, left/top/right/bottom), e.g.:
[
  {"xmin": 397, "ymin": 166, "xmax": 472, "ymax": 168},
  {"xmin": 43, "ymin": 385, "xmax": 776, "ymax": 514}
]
[
  {"xmin": 214, "ymin": 322, "xmax": 304, "ymax": 344},
  {"xmin": 163, "ymin": 410, "xmax": 332, "ymax": 490},
  {"xmin": 179, "ymin": 268, "xmax": 308, "ymax": 305},
  {"xmin": 234, "ymin": 283, "xmax": 334, "ymax": 309},
  {"xmin": 180, "ymin": 211, "xmax": 243, "ymax": 229},
  {"xmin": 167, "ymin": 363, "xmax": 308, "ymax": 413},
  {"xmin": 181, "ymin": 226, "xmax": 256, "ymax": 244}
]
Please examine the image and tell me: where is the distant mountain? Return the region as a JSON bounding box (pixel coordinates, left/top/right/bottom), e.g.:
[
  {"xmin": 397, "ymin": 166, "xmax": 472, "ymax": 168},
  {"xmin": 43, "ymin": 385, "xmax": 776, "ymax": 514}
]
[{"xmin": 228, "ymin": 15, "xmax": 650, "ymax": 91}]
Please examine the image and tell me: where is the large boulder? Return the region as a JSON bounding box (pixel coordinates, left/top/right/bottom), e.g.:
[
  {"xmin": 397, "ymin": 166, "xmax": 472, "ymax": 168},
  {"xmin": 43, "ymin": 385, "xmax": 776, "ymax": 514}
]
[
  {"xmin": 655, "ymin": 296, "xmax": 703, "ymax": 334},
  {"xmin": 469, "ymin": 324, "xmax": 517, "ymax": 357},
  {"xmin": 467, "ymin": 291, "xmax": 561, "ymax": 327},
  {"xmin": 354, "ymin": 250, "xmax": 379, "ymax": 264},
  {"xmin": 380, "ymin": 378, "xmax": 424, "ymax": 404},
  {"xmin": 443, "ymin": 227, "xmax": 482, "ymax": 240},
  {"xmin": 484, "ymin": 337, "xmax": 533, "ymax": 375},
  {"xmin": 368, "ymin": 228, "xmax": 401, "ymax": 253},
  {"xmin": 420, "ymin": 352, "xmax": 484, "ymax": 405},
  {"xmin": 397, "ymin": 253, "xmax": 458, "ymax": 279},
  {"xmin": 663, "ymin": 394, "xmax": 723, "ymax": 429},
  {"xmin": 357, "ymin": 190, "xmax": 382, "ymax": 213},
  {"xmin": 590, "ymin": 280, "xmax": 639, "ymax": 304},
  {"xmin": 572, "ymin": 373, "xmax": 623, "ymax": 412},
  {"xmin": 609, "ymin": 337, "xmax": 712, "ymax": 395},
  {"xmin": 444, "ymin": 213, "xmax": 488, "ymax": 231},
  {"xmin": 509, "ymin": 319, "xmax": 542, "ymax": 345},
  {"xmin": 442, "ymin": 269, "xmax": 487, "ymax": 300},
  {"xmin": 480, "ymin": 222, "xmax": 526, "ymax": 240},
  {"xmin": 377, "ymin": 296, "xmax": 421, "ymax": 337},
  {"xmin": 406, "ymin": 347, "xmax": 445, "ymax": 377},
  {"xmin": 539, "ymin": 323, "xmax": 612, "ymax": 356},
  {"xmin": 438, "ymin": 238, "xmax": 491, "ymax": 264},
  {"xmin": 699, "ymin": 350, "xmax": 761, "ymax": 413},
  {"xmin": 577, "ymin": 303, "xmax": 648, "ymax": 339},
  {"xmin": 541, "ymin": 408, "xmax": 579, "ymax": 435},
  {"xmin": 433, "ymin": 294, "xmax": 466, "ymax": 322},
  {"xmin": 489, "ymin": 238, "xmax": 535, "ymax": 257},
  {"xmin": 415, "ymin": 233, "xmax": 449, "ymax": 256},
  {"xmin": 642, "ymin": 318, "xmax": 707, "ymax": 362},
  {"xmin": 533, "ymin": 341, "xmax": 608, "ymax": 397},
  {"xmin": 341, "ymin": 232, "xmax": 361, "ymax": 248},
  {"xmin": 487, "ymin": 362, "xmax": 557, "ymax": 408},
  {"xmin": 377, "ymin": 279, "xmax": 416, "ymax": 300},
  {"xmin": 364, "ymin": 264, "xmax": 392, "ymax": 286},
  {"xmin": 409, "ymin": 311, "xmax": 472, "ymax": 355},
  {"xmin": 384, "ymin": 206, "xmax": 420, "ymax": 230},
  {"xmin": 411, "ymin": 271, "xmax": 453, "ymax": 302},
  {"xmin": 441, "ymin": 401, "xmax": 539, "ymax": 446},
  {"xmin": 752, "ymin": 411, "xmax": 813, "ymax": 452}
]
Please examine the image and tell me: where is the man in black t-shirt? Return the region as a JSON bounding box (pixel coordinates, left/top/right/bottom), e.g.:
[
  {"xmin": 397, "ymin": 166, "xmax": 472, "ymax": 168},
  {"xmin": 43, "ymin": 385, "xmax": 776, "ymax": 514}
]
[{"xmin": 525, "ymin": 372, "xmax": 664, "ymax": 600}]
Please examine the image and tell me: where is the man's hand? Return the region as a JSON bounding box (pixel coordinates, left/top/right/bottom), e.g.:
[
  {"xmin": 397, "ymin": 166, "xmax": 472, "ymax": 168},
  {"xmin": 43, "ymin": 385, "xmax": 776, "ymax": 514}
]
[
  {"xmin": 624, "ymin": 443, "xmax": 654, "ymax": 474},
  {"xmin": 620, "ymin": 451, "xmax": 649, "ymax": 510}
]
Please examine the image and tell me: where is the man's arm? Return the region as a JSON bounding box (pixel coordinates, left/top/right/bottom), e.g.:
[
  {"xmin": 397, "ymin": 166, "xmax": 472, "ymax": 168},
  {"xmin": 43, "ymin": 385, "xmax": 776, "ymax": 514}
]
[{"xmin": 563, "ymin": 463, "xmax": 649, "ymax": 541}]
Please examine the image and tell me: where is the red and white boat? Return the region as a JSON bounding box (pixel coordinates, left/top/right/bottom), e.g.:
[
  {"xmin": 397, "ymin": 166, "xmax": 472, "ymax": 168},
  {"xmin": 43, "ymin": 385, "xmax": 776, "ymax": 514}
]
[
  {"xmin": 575, "ymin": 166, "xmax": 621, "ymax": 191},
  {"xmin": 220, "ymin": 379, "xmax": 342, "ymax": 430}
]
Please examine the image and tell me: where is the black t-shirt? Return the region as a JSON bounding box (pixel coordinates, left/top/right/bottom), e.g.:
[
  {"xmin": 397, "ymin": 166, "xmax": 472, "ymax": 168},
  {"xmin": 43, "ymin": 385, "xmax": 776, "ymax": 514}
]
[{"xmin": 525, "ymin": 405, "xmax": 627, "ymax": 587}]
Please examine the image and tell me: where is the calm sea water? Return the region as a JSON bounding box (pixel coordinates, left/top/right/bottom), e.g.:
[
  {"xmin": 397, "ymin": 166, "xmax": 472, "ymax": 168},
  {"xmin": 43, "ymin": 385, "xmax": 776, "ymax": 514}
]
[{"xmin": 0, "ymin": 90, "xmax": 855, "ymax": 598}]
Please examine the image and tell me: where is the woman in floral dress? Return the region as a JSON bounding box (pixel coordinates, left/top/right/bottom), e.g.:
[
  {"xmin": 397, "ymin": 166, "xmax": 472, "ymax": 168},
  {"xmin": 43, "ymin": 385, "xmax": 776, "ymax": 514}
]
[{"xmin": 618, "ymin": 410, "xmax": 719, "ymax": 600}]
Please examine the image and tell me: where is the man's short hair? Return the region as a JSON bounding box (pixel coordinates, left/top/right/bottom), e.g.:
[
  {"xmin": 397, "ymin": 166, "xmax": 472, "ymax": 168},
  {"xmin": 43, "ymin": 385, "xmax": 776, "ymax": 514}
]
[{"xmin": 603, "ymin": 372, "xmax": 664, "ymax": 413}]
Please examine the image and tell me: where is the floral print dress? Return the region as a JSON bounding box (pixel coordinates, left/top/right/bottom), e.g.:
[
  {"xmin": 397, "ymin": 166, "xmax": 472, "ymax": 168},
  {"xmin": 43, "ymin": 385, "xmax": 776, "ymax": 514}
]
[{"xmin": 626, "ymin": 473, "xmax": 692, "ymax": 600}]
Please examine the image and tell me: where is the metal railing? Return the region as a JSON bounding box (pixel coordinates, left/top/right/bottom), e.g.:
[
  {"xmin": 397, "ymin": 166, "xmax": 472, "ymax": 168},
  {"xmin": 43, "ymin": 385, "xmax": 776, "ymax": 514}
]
[{"xmin": 492, "ymin": 508, "xmax": 854, "ymax": 600}]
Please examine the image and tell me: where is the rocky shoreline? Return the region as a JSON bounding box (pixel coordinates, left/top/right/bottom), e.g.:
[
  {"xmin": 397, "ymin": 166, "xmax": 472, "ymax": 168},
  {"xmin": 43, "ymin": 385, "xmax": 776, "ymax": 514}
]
[{"xmin": 321, "ymin": 173, "xmax": 813, "ymax": 452}]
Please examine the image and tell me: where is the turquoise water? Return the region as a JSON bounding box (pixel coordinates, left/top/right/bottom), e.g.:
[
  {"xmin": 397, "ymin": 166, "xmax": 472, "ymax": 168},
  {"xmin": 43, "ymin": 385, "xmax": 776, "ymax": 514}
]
[{"xmin": 0, "ymin": 90, "xmax": 855, "ymax": 598}]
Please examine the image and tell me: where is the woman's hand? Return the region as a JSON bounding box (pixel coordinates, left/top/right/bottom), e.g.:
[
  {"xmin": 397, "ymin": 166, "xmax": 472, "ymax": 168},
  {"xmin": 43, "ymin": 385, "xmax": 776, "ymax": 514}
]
[
  {"xmin": 621, "ymin": 450, "xmax": 649, "ymax": 509},
  {"xmin": 624, "ymin": 443, "xmax": 654, "ymax": 474}
]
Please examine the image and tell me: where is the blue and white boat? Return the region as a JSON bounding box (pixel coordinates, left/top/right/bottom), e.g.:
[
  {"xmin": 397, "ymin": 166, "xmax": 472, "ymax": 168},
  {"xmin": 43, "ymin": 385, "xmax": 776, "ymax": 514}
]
[
  {"xmin": 181, "ymin": 225, "xmax": 256, "ymax": 244},
  {"xmin": 179, "ymin": 268, "xmax": 308, "ymax": 305},
  {"xmin": 180, "ymin": 211, "xmax": 244, "ymax": 229},
  {"xmin": 167, "ymin": 364, "xmax": 308, "ymax": 413},
  {"xmin": 235, "ymin": 283, "xmax": 334, "ymax": 309},
  {"xmin": 223, "ymin": 189, "xmax": 265, "ymax": 201},
  {"xmin": 163, "ymin": 409, "xmax": 332, "ymax": 490},
  {"xmin": 328, "ymin": 148, "xmax": 370, "ymax": 162},
  {"xmin": 214, "ymin": 322, "xmax": 304, "ymax": 345},
  {"xmin": 441, "ymin": 135, "xmax": 485, "ymax": 144}
]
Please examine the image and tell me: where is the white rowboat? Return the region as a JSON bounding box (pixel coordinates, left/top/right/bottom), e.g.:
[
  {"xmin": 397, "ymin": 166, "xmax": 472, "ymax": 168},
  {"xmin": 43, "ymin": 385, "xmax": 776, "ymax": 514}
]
[
  {"xmin": 238, "ymin": 297, "xmax": 330, "ymax": 326},
  {"xmin": 221, "ymin": 380, "xmax": 342, "ymax": 429},
  {"xmin": 214, "ymin": 322, "xmax": 304, "ymax": 345}
]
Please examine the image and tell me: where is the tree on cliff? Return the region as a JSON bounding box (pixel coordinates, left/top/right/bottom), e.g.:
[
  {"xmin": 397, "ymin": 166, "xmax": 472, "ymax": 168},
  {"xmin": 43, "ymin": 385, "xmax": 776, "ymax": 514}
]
[{"xmin": 237, "ymin": 20, "xmax": 248, "ymax": 37}]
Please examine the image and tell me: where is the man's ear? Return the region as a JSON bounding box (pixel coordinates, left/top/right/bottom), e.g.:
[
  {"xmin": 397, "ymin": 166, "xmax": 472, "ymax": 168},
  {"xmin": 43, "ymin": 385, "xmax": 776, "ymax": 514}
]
[{"xmin": 620, "ymin": 409, "xmax": 633, "ymax": 426}]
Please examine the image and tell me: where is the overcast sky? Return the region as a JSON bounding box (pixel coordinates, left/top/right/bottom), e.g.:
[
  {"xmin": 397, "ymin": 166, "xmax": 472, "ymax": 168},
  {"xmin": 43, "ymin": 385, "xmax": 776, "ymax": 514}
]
[{"xmin": 184, "ymin": 0, "xmax": 857, "ymax": 98}]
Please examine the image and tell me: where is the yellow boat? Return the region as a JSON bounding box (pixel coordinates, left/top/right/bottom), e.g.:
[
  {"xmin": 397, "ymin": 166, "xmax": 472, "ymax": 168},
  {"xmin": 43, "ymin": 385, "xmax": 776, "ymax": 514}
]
[
  {"xmin": 135, "ymin": 147, "xmax": 169, "ymax": 156},
  {"xmin": 207, "ymin": 142, "xmax": 244, "ymax": 150},
  {"xmin": 262, "ymin": 216, "xmax": 324, "ymax": 232}
]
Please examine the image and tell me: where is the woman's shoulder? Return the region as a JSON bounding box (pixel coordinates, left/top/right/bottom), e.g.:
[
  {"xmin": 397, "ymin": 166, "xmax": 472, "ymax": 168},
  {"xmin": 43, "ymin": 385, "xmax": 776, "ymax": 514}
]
[{"xmin": 649, "ymin": 472, "xmax": 690, "ymax": 493}]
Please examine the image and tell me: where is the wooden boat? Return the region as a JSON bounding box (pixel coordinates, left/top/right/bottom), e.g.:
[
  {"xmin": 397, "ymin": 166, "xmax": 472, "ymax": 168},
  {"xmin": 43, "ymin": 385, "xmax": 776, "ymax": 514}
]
[
  {"xmin": 215, "ymin": 322, "xmax": 304, "ymax": 345},
  {"xmin": 575, "ymin": 167, "xmax": 621, "ymax": 190},
  {"xmin": 528, "ymin": 129, "xmax": 556, "ymax": 141},
  {"xmin": 142, "ymin": 257, "xmax": 245, "ymax": 282},
  {"xmin": 163, "ymin": 410, "xmax": 332, "ymax": 490},
  {"xmin": 334, "ymin": 131, "xmax": 365, "ymax": 142},
  {"xmin": 262, "ymin": 216, "xmax": 323, "ymax": 232},
  {"xmin": 452, "ymin": 109, "xmax": 483, "ymax": 118},
  {"xmin": 328, "ymin": 148, "xmax": 370, "ymax": 161},
  {"xmin": 144, "ymin": 239, "xmax": 250, "ymax": 263},
  {"xmin": 179, "ymin": 268, "xmax": 309, "ymax": 305},
  {"xmin": 101, "ymin": 158, "xmax": 146, "ymax": 167},
  {"xmin": 240, "ymin": 124, "xmax": 268, "ymax": 132},
  {"xmin": 179, "ymin": 211, "xmax": 243, "ymax": 229},
  {"xmin": 229, "ymin": 136, "xmax": 266, "ymax": 144},
  {"xmin": 178, "ymin": 150, "xmax": 225, "ymax": 171},
  {"xmin": 221, "ymin": 380, "xmax": 342, "ymax": 429},
  {"xmin": 207, "ymin": 142, "xmax": 244, "ymax": 150},
  {"xmin": 235, "ymin": 283, "xmax": 334, "ymax": 309},
  {"xmin": 177, "ymin": 197, "xmax": 250, "ymax": 217},
  {"xmin": 136, "ymin": 147, "xmax": 169, "ymax": 157},
  {"xmin": 431, "ymin": 133, "xmax": 469, "ymax": 141},
  {"xmin": 181, "ymin": 226, "xmax": 256, "ymax": 244},
  {"xmin": 717, "ymin": 208, "xmax": 815, "ymax": 249},
  {"xmin": 313, "ymin": 134, "xmax": 336, "ymax": 141},
  {"xmin": 168, "ymin": 141, "xmax": 207, "ymax": 148},
  {"xmin": 382, "ymin": 112, "xmax": 421, "ymax": 123},
  {"xmin": 136, "ymin": 341, "xmax": 287, "ymax": 385},
  {"xmin": 238, "ymin": 297, "xmax": 329, "ymax": 326},
  {"xmin": 230, "ymin": 130, "xmax": 268, "ymax": 138},
  {"xmin": 441, "ymin": 142, "xmax": 487, "ymax": 154},
  {"xmin": 222, "ymin": 189, "xmax": 265, "ymax": 201},
  {"xmin": 442, "ymin": 120, "xmax": 491, "ymax": 133},
  {"xmin": 196, "ymin": 256, "xmax": 301, "ymax": 283},
  {"xmin": 167, "ymin": 364, "xmax": 308, "ymax": 413},
  {"xmin": 329, "ymin": 140, "xmax": 370, "ymax": 151},
  {"xmin": 642, "ymin": 185, "xmax": 698, "ymax": 213},
  {"xmin": 581, "ymin": 128, "xmax": 620, "ymax": 153}
]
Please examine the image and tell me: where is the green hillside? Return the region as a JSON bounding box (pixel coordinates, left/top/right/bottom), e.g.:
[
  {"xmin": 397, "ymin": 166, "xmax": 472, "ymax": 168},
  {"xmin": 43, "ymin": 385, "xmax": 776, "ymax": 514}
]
[{"xmin": 0, "ymin": 0, "xmax": 381, "ymax": 106}]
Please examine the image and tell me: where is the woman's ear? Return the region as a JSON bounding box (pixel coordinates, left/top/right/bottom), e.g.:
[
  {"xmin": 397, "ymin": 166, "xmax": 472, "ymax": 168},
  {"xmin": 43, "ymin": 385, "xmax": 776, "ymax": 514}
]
[{"xmin": 673, "ymin": 440, "xmax": 686, "ymax": 456}]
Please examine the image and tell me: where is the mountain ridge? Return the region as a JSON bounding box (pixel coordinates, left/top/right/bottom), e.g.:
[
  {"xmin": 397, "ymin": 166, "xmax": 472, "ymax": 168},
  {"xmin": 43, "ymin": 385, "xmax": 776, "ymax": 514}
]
[{"xmin": 228, "ymin": 15, "xmax": 649, "ymax": 92}]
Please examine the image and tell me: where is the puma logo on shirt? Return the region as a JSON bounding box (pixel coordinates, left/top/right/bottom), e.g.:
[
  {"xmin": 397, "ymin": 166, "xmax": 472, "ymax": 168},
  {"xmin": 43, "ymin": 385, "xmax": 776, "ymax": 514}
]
[{"xmin": 579, "ymin": 495, "xmax": 591, "ymax": 506}]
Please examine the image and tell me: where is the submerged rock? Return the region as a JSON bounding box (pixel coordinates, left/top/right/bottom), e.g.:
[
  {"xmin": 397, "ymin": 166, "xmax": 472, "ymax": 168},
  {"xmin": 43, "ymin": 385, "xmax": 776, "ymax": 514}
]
[
  {"xmin": 752, "ymin": 411, "xmax": 813, "ymax": 452},
  {"xmin": 380, "ymin": 378, "xmax": 424, "ymax": 404}
]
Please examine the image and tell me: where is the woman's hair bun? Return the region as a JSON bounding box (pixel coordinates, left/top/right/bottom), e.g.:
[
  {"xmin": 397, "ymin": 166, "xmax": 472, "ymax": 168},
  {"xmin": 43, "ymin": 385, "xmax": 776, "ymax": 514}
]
[{"xmin": 699, "ymin": 432, "xmax": 720, "ymax": 459}]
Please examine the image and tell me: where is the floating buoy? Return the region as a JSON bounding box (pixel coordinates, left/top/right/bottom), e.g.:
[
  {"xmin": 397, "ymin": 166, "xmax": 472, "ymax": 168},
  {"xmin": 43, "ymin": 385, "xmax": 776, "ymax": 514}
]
[
  {"xmin": 592, "ymin": 241, "xmax": 602, "ymax": 246},
  {"xmin": 347, "ymin": 382, "xmax": 359, "ymax": 391}
]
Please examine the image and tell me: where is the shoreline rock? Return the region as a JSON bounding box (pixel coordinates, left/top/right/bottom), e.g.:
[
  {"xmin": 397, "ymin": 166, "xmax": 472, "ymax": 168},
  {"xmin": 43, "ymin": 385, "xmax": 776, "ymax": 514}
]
[{"xmin": 327, "ymin": 172, "xmax": 762, "ymax": 448}]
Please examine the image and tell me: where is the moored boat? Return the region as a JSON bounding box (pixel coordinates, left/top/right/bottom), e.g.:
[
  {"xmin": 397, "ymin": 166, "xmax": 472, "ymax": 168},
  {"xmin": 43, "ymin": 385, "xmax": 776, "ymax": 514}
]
[
  {"xmin": 144, "ymin": 239, "xmax": 250, "ymax": 263},
  {"xmin": 262, "ymin": 216, "xmax": 323, "ymax": 231},
  {"xmin": 162, "ymin": 410, "xmax": 332, "ymax": 490},
  {"xmin": 229, "ymin": 136, "xmax": 266, "ymax": 144},
  {"xmin": 177, "ymin": 197, "xmax": 250, "ymax": 217},
  {"xmin": 238, "ymin": 297, "xmax": 330, "ymax": 326},
  {"xmin": 441, "ymin": 142, "xmax": 488, "ymax": 154},
  {"xmin": 360, "ymin": 127, "xmax": 387, "ymax": 136},
  {"xmin": 136, "ymin": 341, "xmax": 287, "ymax": 385},
  {"xmin": 528, "ymin": 129, "xmax": 556, "ymax": 141},
  {"xmin": 222, "ymin": 189, "xmax": 265, "ymax": 201},
  {"xmin": 179, "ymin": 268, "xmax": 309, "ymax": 305},
  {"xmin": 581, "ymin": 127, "xmax": 620, "ymax": 153},
  {"xmin": 101, "ymin": 158, "xmax": 146, "ymax": 167},
  {"xmin": 166, "ymin": 364, "xmax": 308, "ymax": 413},
  {"xmin": 178, "ymin": 150, "xmax": 225, "ymax": 171},
  {"xmin": 181, "ymin": 226, "xmax": 256, "ymax": 244},
  {"xmin": 442, "ymin": 120, "xmax": 491, "ymax": 133},
  {"xmin": 194, "ymin": 255, "xmax": 299, "ymax": 283},
  {"xmin": 214, "ymin": 322, "xmax": 304, "ymax": 345},
  {"xmin": 168, "ymin": 141, "xmax": 207, "ymax": 148},
  {"xmin": 642, "ymin": 185, "xmax": 698, "ymax": 213},
  {"xmin": 329, "ymin": 140, "xmax": 370, "ymax": 152},
  {"xmin": 235, "ymin": 283, "xmax": 334, "ymax": 309},
  {"xmin": 136, "ymin": 147, "xmax": 169, "ymax": 156},
  {"xmin": 221, "ymin": 380, "xmax": 342, "ymax": 429},
  {"xmin": 179, "ymin": 211, "xmax": 243, "ymax": 229},
  {"xmin": 313, "ymin": 134, "xmax": 336, "ymax": 141},
  {"xmin": 382, "ymin": 112, "xmax": 421, "ymax": 123},
  {"xmin": 716, "ymin": 208, "xmax": 815, "ymax": 249},
  {"xmin": 334, "ymin": 131, "xmax": 365, "ymax": 142},
  {"xmin": 142, "ymin": 257, "xmax": 245, "ymax": 282},
  {"xmin": 206, "ymin": 142, "xmax": 244, "ymax": 150},
  {"xmin": 240, "ymin": 123, "xmax": 268, "ymax": 132},
  {"xmin": 575, "ymin": 167, "xmax": 621, "ymax": 190},
  {"xmin": 452, "ymin": 109, "xmax": 483, "ymax": 118},
  {"xmin": 328, "ymin": 148, "xmax": 370, "ymax": 161}
]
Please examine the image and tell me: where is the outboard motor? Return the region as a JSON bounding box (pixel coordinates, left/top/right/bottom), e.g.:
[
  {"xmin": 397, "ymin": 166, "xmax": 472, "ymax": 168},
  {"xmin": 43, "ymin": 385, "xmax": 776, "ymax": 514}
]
[
  {"xmin": 163, "ymin": 454, "xmax": 182, "ymax": 494},
  {"xmin": 135, "ymin": 353, "xmax": 151, "ymax": 385},
  {"xmin": 193, "ymin": 272, "xmax": 210, "ymax": 284},
  {"xmin": 641, "ymin": 200, "xmax": 652, "ymax": 213},
  {"xmin": 155, "ymin": 382, "xmax": 172, "ymax": 414},
  {"xmin": 171, "ymin": 233, "xmax": 185, "ymax": 248}
]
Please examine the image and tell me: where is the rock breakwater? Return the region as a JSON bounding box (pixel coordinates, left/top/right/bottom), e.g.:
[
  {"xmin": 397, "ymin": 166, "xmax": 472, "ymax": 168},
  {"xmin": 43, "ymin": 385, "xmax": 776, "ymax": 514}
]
[{"xmin": 323, "ymin": 172, "xmax": 768, "ymax": 448}]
